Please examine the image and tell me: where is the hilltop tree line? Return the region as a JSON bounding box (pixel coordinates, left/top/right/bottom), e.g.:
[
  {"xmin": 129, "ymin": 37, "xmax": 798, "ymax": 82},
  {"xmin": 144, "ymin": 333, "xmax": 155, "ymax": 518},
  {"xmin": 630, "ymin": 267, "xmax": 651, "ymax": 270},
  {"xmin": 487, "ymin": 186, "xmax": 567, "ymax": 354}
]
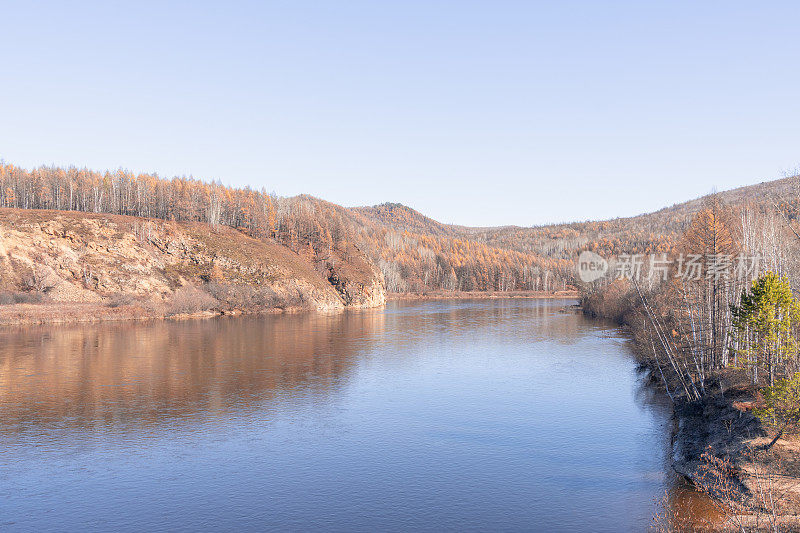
[{"xmin": 0, "ymin": 164, "xmax": 283, "ymax": 236}]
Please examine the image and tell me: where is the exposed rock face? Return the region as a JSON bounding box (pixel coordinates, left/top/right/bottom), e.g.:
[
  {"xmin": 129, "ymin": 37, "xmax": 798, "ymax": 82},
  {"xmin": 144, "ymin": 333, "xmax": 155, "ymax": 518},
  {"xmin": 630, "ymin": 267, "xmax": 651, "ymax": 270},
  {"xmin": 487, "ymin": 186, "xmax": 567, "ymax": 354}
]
[
  {"xmin": 323, "ymin": 251, "xmax": 386, "ymax": 309},
  {"xmin": 327, "ymin": 268, "xmax": 386, "ymax": 308},
  {"xmin": 350, "ymin": 277, "xmax": 387, "ymax": 308},
  {"xmin": 0, "ymin": 209, "xmax": 385, "ymax": 318}
]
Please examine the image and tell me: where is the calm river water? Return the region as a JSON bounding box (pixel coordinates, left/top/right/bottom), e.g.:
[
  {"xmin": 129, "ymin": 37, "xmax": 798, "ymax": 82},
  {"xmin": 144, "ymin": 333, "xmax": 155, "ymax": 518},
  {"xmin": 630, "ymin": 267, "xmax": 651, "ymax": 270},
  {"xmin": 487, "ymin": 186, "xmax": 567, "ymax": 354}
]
[{"xmin": 0, "ymin": 299, "xmax": 703, "ymax": 531}]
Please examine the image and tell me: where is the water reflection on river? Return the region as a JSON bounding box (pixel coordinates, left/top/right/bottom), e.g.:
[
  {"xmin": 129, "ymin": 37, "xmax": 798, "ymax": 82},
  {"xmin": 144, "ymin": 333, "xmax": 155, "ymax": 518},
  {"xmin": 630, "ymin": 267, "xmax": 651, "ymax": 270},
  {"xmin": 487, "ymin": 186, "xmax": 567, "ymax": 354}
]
[{"xmin": 0, "ymin": 299, "xmax": 708, "ymax": 531}]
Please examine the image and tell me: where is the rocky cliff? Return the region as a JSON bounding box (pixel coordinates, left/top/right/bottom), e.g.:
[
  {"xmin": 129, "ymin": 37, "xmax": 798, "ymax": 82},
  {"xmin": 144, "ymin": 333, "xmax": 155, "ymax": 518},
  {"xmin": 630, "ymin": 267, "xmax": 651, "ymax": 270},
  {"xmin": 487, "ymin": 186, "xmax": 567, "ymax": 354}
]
[{"xmin": 0, "ymin": 209, "xmax": 385, "ymax": 323}]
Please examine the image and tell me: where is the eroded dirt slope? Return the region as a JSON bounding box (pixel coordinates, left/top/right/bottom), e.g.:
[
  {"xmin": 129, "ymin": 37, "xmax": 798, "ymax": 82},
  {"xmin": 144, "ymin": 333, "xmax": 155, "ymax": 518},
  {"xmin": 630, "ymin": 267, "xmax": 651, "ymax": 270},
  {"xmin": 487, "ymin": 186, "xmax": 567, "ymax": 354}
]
[{"xmin": 0, "ymin": 209, "xmax": 385, "ymax": 321}]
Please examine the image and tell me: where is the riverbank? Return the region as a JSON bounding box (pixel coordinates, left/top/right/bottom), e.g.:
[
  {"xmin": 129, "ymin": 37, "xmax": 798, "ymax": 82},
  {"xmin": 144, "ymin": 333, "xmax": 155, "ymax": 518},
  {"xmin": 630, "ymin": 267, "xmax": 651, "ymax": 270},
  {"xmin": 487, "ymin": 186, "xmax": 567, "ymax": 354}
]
[
  {"xmin": 669, "ymin": 384, "xmax": 800, "ymax": 530},
  {"xmin": 581, "ymin": 295, "xmax": 800, "ymax": 530}
]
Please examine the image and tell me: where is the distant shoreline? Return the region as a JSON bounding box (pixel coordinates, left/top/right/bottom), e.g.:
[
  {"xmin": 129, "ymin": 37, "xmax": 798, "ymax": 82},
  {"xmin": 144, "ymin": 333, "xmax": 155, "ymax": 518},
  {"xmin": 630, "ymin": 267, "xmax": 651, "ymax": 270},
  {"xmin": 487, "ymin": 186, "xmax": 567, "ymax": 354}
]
[
  {"xmin": 387, "ymin": 290, "xmax": 578, "ymax": 301},
  {"xmin": 0, "ymin": 291, "xmax": 580, "ymax": 327}
]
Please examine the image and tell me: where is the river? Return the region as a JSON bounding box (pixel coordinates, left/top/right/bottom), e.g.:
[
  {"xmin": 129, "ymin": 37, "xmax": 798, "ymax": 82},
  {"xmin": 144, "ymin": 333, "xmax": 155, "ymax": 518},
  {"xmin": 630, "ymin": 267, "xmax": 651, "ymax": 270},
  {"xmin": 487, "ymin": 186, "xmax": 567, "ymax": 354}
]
[{"xmin": 0, "ymin": 299, "xmax": 706, "ymax": 531}]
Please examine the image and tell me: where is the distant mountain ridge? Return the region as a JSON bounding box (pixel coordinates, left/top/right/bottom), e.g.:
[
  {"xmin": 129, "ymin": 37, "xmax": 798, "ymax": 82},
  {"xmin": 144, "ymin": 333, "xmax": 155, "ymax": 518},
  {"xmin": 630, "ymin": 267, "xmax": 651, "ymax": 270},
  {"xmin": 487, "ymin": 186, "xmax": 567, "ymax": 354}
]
[{"xmin": 351, "ymin": 173, "xmax": 800, "ymax": 256}]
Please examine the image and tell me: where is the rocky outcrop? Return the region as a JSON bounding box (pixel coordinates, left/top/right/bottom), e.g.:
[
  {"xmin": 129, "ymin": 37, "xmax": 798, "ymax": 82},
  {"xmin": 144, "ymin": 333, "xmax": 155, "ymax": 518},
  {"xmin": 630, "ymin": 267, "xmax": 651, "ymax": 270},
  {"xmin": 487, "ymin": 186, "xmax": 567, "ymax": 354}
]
[
  {"xmin": 0, "ymin": 209, "xmax": 386, "ymax": 321},
  {"xmin": 322, "ymin": 249, "xmax": 386, "ymax": 309}
]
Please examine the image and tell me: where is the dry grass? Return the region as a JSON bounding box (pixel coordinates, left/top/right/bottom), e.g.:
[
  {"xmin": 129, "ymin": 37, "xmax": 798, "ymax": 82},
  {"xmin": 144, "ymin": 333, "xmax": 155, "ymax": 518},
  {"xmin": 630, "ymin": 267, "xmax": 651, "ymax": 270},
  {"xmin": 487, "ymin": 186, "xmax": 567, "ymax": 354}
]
[{"xmin": 0, "ymin": 302, "xmax": 151, "ymax": 326}]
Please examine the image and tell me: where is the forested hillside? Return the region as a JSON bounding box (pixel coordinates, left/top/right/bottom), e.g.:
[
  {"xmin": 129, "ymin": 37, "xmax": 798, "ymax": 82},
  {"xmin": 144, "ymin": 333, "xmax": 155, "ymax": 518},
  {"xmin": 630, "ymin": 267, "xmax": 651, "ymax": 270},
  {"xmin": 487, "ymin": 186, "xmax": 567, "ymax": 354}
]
[
  {"xmin": 0, "ymin": 164, "xmax": 575, "ymax": 294},
  {"xmin": 2, "ymin": 163, "xmax": 799, "ymax": 297},
  {"xmin": 354, "ymin": 175, "xmax": 800, "ymax": 291},
  {"xmin": 578, "ymin": 186, "xmax": 800, "ymax": 521}
]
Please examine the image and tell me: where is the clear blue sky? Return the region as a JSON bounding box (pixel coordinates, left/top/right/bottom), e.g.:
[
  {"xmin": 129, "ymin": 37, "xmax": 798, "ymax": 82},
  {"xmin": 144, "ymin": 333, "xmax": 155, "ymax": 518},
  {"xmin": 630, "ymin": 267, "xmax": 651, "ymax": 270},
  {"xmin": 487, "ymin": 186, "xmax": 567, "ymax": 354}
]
[{"xmin": 2, "ymin": 1, "xmax": 800, "ymax": 226}]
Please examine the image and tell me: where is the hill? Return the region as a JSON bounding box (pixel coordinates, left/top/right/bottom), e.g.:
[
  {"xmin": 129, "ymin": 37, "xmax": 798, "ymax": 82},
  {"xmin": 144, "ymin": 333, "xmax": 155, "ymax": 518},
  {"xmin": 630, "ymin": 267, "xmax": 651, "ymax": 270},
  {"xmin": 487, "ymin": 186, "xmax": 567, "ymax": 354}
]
[
  {"xmin": 351, "ymin": 202, "xmax": 456, "ymax": 236},
  {"xmin": 0, "ymin": 208, "xmax": 384, "ymax": 324},
  {"xmin": 2, "ymin": 162, "xmax": 799, "ymax": 311},
  {"xmin": 347, "ymin": 176, "xmax": 800, "ymax": 291},
  {"xmin": 355, "ymin": 174, "xmax": 800, "ymax": 263}
]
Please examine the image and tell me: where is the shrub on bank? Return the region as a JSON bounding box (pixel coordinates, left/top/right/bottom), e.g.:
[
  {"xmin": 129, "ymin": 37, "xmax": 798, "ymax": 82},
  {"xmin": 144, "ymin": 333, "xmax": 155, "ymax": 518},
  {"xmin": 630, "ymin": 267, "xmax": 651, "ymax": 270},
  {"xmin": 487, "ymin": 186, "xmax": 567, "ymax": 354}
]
[
  {"xmin": 166, "ymin": 286, "xmax": 219, "ymax": 316},
  {"xmin": 203, "ymin": 282, "xmax": 303, "ymax": 310},
  {"xmin": 0, "ymin": 291, "xmax": 48, "ymax": 305}
]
